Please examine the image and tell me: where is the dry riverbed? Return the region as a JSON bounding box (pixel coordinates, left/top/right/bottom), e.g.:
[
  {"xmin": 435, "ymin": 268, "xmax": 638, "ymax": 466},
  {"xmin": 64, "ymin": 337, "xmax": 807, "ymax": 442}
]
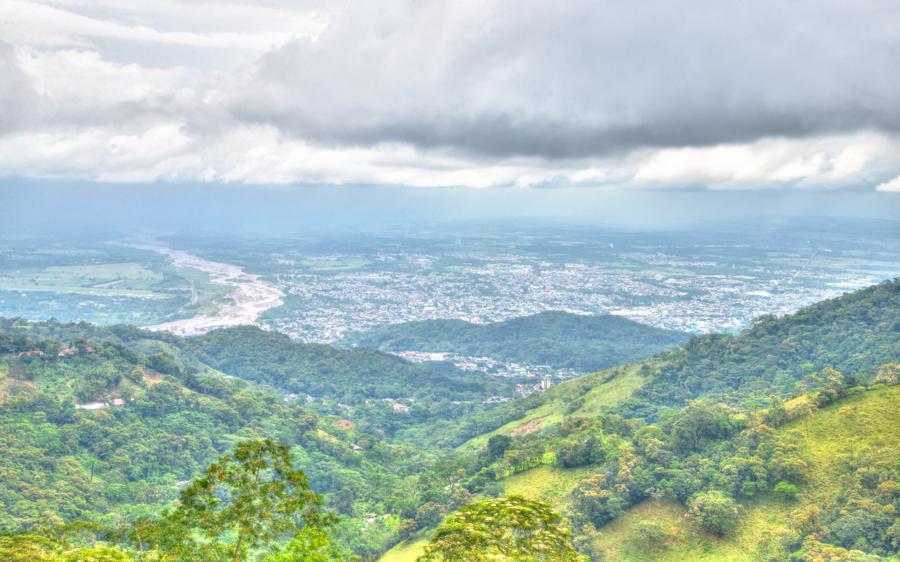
[{"xmin": 135, "ymin": 242, "xmax": 283, "ymax": 335}]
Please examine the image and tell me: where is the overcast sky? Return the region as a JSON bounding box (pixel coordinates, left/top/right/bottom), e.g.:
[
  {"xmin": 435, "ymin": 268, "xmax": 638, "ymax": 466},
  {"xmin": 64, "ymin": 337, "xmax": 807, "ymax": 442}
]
[{"xmin": 1, "ymin": 0, "xmax": 900, "ymax": 194}]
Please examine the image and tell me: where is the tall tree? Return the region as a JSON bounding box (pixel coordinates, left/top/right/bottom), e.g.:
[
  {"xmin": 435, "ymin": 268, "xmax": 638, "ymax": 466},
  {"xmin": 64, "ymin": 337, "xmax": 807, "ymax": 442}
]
[
  {"xmin": 164, "ymin": 439, "xmax": 328, "ymax": 562},
  {"xmin": 418, "ymin": 495, "xmax": 585, "ymax": 561}
]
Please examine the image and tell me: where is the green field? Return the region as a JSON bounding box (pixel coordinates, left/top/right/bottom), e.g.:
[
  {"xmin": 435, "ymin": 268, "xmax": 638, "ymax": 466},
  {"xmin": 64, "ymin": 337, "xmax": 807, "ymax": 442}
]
[
  {"xmin": 501, "ymin": 465, "xmax": 594, "ymax": 510},
  {"xmin": 0, "ymin": 241, "xmax": 257, "ymax": 325},
  {"xmin": 0, "ymin": 262, "xmax": 167, "ymax": 298}
]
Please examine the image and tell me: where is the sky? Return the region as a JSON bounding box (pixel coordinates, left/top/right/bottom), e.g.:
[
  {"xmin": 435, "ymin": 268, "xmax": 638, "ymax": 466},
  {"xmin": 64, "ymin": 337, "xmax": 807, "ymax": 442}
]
[{"xmin": 1, "ymin": 0, "xmax": 900, "ymax": 201}]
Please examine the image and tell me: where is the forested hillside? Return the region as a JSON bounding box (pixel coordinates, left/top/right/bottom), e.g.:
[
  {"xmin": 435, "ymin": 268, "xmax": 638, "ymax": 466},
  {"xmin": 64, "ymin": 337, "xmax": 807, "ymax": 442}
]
[
  {"xmin": 0, "ymin": 281, "xmax": 898, "ymax": 561},
  {"xmin": 0, "ymin": 319, "xmax": 523, "ymax": 437},
  {"xmin": 615, "ymin": 278, "xmax": 900, "ymax": 420},
  {"xmin": 377, "ymin": 280, "xmax": 900, "ymax": 561},
  {"xmin": 180, "ymin": 326, "xmax": 513, "ymax": 405},
  {"xmin": 442, "ymin": 279, "xmax": 900, "ymax": 448},
  {"xmin": 0, "ymin": 330, "xmax": 427, "ymax": 558},
  {"xmin": 343, "ymin": 312, "xmax": 688, "ymax": 372},
  {"xmin": 384, "ymin": 370, "xmax": 900, "ymax": 561}
]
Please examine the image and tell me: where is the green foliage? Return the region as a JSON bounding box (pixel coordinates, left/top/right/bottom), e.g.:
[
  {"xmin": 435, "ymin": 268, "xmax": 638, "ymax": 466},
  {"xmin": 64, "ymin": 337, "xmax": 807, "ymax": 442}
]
[
  {"xmin": 486, "ymin": 434, "xmax": 512, "ymax": 460},
  {"xmin": 182, "ymin": 326, "xmax": 510, "ymax": 406},
  {"xmin": 570, "ymin": 475, "xmax": 628, "ymax": 527},
  {"xmin": 0, "ymin": 533, "xmax": 62, "ymax": 561},
  {"xmin": 161, "ymin": 439, "xmax": 327, "ymax": 562},
  {"xmin": 773, "ymin": 481, "xmax": 798, "ymax": 502},
  {"xmin": 687, "ymin": 491, "xmax": 741, "ymax": 537},
  {"xmin": 628, "ymin": 519, "xmax": 674, "ymax": 551},
  {"xmin": 666, "ymin": 402, "xmax": 740, "ymax": 452},
  {"xmin": 615, "ymin": 280, "xmax": 900, "ymax": 421},
  {"xmin": 262, "ymin": 527, "xmax": 352, "ymax": 562},
  {"xmin": 792, "ymin": 537, "xmax": 884, "ymax": 561},
  {"xmin": 418, "ymin": 496, "xmax": 585, "ymax": 561},
  {"xmin": 0, "ymin": 323, "xmax": 426, "ymax": 558},
  {"xmin": 344, "ymin": 311, "xmax": 687, "ymax": 373},
  {"xmin": 54, "ymin": 545, "xmax": 135, "ymax": 561}
]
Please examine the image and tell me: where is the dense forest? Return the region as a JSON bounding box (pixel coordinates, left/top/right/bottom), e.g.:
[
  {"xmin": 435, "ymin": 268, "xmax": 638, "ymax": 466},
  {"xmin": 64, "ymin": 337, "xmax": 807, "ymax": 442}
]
[
  {"xmin": 343, "ymin": 311, "xmax": 688, "ymax": 372},
  {"xmin": 0, "ymin": 330, "xmax": 428, "ymax": 557},
  {"xmin": 436, "ymin": 279, "xmax": 900, "ymax": 450},
  {"xmin": 614, "ymin": 278, "xmax": 900, "ymax": 420},
  {"xmin": 0, "ymin": 280, "xmax": 898, "ymax": 560}
]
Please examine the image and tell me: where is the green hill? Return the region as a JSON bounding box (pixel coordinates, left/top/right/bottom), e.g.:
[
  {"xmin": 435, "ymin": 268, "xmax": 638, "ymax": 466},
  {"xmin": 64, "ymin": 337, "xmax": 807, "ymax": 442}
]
[
  {"xmin": 180, "ymin": 325, "xmax": 516, "ymax": 405},
  {"xmin": 616, "ymin": 279, "xmax": 900, "ymax": 420},
  {"xmin": 0, "ymin": 329, "xmax": 423, "ymax": 558},
  {"xmin": 583, "ymin": 382, "xmax": 900, "ymax": 561},
  {"xmin": 380, "ymin": 280, "xmax": 900, "ymax": 561},
  {"xmin": 445, "ymin": 279, "xmax": 900, "ymax": 450},
  {"xmin": 381, "ymin": 380, "xmax": 900, "ymax": 561},
  {"xmin": 2, "ymin": 280, "xmax": 899, "ymax": 561},
  {"xmin": 0, "ymin": 319, "xmax": 522, "ymax": 439},
  {"xmin": 342, "ymin": 311, "xmax": 688, "ymax": 373}
]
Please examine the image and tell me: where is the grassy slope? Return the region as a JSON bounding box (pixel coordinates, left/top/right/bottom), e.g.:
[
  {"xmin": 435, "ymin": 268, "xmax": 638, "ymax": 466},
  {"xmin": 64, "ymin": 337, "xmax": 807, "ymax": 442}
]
[
  {"xmin": 382, "ymin": 384, "xmax": 900, "ymax": 562},
  {"xmin": 458, "ymin": 363, "xmax": 648, "ymax": 451},
  {"xmin": 379, "ymin": 538, "xmax": 430, "ymax": 562},
  {"xmin": 500, "ymin": 465, "xmax": 594, "ymax": 511},
  {"xmin": 593, "ymin": 383, "xmax": 900, "ymax": 561}
]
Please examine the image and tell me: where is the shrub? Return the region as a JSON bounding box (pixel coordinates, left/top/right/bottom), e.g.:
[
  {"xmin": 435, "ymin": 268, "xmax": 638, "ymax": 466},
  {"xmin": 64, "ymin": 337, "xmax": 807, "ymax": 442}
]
[
  {"xmin": 773, "ymin": 481, "xmax": 799, "ymax": 502},
  {"xmin": 687, "ymin": 491, "xmax": 741, "ymax": 537},
  {"xmin": 630, "ymin": 520, "xmax": 673, "ymax": 550}
]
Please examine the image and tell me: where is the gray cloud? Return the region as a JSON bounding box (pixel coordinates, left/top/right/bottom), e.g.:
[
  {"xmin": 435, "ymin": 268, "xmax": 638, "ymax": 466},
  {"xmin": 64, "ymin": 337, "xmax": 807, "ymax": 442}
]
[
  {"xmin": 0, "ymin": 42, "xmax": 37, "ymax": 133},
  {"xmin": 233, "ymin": 0, "xmax": 900, "ymax": 158},
  {"xmin": 1, "ymin": 1, "xmax": 899, "ymax": 190}
]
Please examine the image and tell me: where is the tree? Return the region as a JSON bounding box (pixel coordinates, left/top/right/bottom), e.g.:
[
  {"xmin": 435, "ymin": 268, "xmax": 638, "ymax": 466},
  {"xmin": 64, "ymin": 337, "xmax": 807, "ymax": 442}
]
[
  {"xmin": 418, "ymin": 496, "xmax": 586, "ymax": 561},
  {"xmin": 570, "ymin": 475, "xmax": 626, "ymax": 526},
  {"xmin": 415, "ymin": 502, "xmax": 446, "ymax": 529},
  {"xmin": 262, "ymin": 527, "xmax": 351, "ymax": 562},
  {"xmin": 793, "ymin": 537, "xmax": 883, "ymax": 562},
  {"xmin": 687, "ymin": 491, "xmax": 740, "ymax": 537},
  {"xmin": 557, "ymin": 436, "xmax": 603, "ymax": 468},
  {"xmin": 773, "ymin": 481, "xmax": 798, "ymax": 502},
  {"xmin": 163, "ymin": 439, "xmax": 327, "ymax": 562},
  {"xmin": 668, "ymin": 403, "xmax": 737, "ymax": 453},
  {"xmin": 487, "ymin": 434, "xmax": 512, "ymax": 460},
  {"xmin": 629, "ymin": 520, "xmax": 673, "ymax": 551}
]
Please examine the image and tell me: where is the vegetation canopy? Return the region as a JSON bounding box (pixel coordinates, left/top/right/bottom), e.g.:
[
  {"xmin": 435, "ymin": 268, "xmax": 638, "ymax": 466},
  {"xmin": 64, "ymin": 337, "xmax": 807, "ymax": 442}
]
[{"xmin": 419, "ymin": 495, "xmax": 585, "ymax": 562}]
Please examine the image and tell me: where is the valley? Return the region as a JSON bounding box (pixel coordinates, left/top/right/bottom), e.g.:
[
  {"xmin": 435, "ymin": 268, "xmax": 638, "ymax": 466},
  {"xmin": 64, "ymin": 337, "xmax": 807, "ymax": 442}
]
[
  {"xmin": 0, "ymin": 277, "xmax": 897, "ymax": 560},
  {"xmin": 134, "ymin": 241, "xmax": 285, "ymax": 335}
]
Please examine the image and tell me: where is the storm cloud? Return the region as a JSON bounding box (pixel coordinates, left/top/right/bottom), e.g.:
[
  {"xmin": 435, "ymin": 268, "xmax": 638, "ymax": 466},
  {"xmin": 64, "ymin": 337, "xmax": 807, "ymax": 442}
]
[
  {"xmin": 236, "ymin": 0, "xmax": 900, "ymax": 158},
  {"xmin": 1, "ymin": 0, "xmax": 899, "ymax": 190}
]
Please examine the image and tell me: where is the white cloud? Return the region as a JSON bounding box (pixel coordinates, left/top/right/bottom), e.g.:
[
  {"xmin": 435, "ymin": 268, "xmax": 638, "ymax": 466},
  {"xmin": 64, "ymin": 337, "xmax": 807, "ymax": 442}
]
[
  {"xmin": 0, "ymin": 0, "xmax": 898, "ymax": 191},
  {"xmin": 631, "ymin": 133, "xmax": 900, "ymax": 190},
  {"xmin": 1, "ymin": 0, "xmax": 325, "ymax": 53},
  {"xmin": 876, "ymin": 175, "xmax": 900, "ymax": 193}
]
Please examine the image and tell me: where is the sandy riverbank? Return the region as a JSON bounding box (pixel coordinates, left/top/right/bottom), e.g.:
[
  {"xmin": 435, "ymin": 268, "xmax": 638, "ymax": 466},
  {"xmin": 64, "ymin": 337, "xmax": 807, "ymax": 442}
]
[{"xmin": 136, "ymin": 242, "xmax": 283, "ymax": 335}]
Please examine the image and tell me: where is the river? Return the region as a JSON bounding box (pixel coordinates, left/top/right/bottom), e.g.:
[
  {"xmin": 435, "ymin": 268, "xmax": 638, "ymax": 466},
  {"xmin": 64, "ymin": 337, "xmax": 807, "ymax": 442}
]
[{"xmin": 136, "ymin": 242, "xmax": 284, "ymax": 335}]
